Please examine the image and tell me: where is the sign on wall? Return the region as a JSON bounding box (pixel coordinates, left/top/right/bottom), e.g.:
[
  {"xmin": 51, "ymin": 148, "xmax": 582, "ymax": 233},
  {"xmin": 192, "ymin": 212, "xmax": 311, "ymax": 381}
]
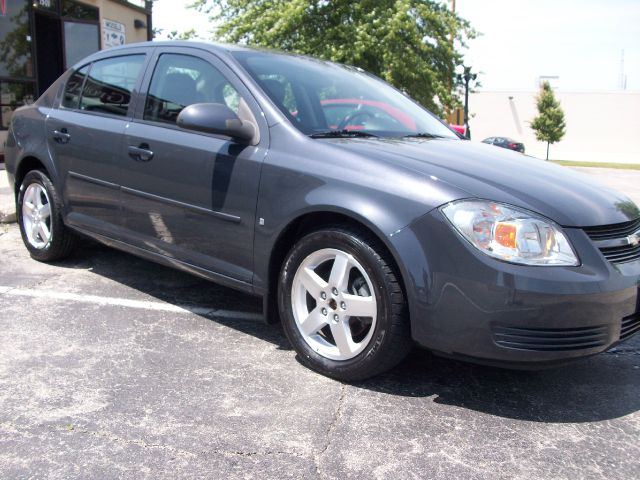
[{"xmin": 103, "ymin": 19, "xmax": 126, "ymax": 49}]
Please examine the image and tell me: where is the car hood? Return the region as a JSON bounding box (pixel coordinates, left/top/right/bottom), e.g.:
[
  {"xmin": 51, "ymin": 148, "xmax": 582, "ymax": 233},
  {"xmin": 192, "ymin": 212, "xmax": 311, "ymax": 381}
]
[{"xmin": 325, "ymin": 137, "xmax": 640, "ymax": 227}]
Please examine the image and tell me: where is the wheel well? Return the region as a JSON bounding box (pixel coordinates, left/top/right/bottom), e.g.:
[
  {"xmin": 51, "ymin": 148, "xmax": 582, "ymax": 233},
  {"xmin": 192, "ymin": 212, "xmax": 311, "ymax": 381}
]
[
  {"xmin": 265, "ymin": 211, "xmax": 406, "ymax": 323},
  {"xmin": 14, "ymin": 156, "xmax": 48, "ymax": 195}
]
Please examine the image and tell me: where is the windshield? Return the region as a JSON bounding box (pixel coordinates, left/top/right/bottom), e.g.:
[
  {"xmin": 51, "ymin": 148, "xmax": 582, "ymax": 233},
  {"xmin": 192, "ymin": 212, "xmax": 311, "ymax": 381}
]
[{"xmin": 232, "ymin": 51, "xmax": 458, "ymax": 139}]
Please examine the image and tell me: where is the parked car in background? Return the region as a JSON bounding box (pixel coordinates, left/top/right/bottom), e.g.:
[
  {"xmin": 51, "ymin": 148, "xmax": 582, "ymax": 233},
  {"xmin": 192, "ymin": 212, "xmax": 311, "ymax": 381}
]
[
  {"xmin": 5, "ymin": 42, "xmax": 640, "ymax": 381},
  {"xmin": 449, "ymin": 124, "xmax": 466, "ymax": 136},
  {"xmin": 320, "ymin": 99, "xmax": 417, "ymax": 131},
  {"xmin": 483, "ymin": 136, "xmax": 525, "ymax": 153}
]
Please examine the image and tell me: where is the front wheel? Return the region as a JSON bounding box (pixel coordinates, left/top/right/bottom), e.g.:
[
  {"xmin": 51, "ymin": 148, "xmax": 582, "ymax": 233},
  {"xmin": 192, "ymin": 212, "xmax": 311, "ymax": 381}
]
[
  {"xmin": 278, "ymin": 227, "xmax": 411, "ymax": 381},
  {"xmin": 17, "ymin": 170, "xmax": 77, "ymax": 261}
]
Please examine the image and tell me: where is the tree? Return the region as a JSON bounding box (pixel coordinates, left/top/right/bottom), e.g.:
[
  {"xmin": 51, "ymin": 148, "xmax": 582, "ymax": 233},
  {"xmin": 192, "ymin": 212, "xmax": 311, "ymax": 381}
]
[
  {"xmin": 191, "ymin": 0, "xmax": 475, "ymax": 116},
  {"xmin": 531, "ymin": 81, "xmax": 566, "ymax": 161}
]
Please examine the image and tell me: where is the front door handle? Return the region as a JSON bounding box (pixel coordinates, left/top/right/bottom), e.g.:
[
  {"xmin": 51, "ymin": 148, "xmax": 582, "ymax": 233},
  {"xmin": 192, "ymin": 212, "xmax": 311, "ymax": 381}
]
[
  {"xmin": 128, "ymin": 143, "xmax": 154, "ymax": 162},
  {"xmin": 52, "ymin": 129, "xmax": 71, "ymax": 144}
]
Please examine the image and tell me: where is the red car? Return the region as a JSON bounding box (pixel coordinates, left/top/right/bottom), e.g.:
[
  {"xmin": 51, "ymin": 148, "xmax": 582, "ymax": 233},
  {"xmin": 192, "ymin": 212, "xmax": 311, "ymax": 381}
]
[
  {"xmin": 320, "ymin": 98, "xmax": 417, "ymax": 131},
  {"xmin": 448, "ymin": 124, "xmax": 466, "ymax": 136}
]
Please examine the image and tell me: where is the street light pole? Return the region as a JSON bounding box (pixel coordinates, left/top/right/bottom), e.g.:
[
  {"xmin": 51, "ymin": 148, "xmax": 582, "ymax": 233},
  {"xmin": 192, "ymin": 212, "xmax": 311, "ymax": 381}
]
[{"xmin": 457, "ymin": 66, "xmax": 477, "ymax": 139}]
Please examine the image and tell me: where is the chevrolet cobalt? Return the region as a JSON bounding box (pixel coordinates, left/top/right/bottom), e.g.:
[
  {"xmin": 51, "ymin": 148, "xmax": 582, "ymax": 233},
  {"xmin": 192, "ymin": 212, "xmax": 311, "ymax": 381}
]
[{"xmin": 5, "ymin": 42, "xmax": 640, "ymax": 380}]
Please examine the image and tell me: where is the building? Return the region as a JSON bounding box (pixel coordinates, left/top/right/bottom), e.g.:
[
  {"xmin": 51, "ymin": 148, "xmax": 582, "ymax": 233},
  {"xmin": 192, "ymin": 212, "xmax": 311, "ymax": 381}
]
[
  {"xmin": 1, "ymin": 0, "xmax": 152, "ymax": 156},
  {"xmin": 469, "ymin": 90, "xmax": 640, "ymax": 163}
]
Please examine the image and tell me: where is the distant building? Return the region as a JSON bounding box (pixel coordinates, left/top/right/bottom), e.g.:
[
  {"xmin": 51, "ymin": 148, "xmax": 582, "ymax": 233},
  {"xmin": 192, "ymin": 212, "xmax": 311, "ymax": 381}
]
[
  {"xmin": 469, "ymin": 90, "xmax": 640, "ymax": 163},
  {"xmin": 1, "ymin": 0, "xmax": 152, "ymax": 154}
]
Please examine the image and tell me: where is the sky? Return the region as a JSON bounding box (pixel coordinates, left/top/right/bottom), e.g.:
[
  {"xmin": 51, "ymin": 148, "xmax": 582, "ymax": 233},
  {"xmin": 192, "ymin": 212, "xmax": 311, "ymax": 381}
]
[{"xmin": 152, "ymin": 0, "xmax": 640, "ymax": 92}]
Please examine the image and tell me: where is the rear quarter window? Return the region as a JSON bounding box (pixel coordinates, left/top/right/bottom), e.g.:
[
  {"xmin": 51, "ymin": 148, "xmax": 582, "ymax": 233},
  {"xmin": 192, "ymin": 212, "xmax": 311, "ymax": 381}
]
[{"xmin": 62, "ymin": 65, "xmax": 90, "ymax": 109}]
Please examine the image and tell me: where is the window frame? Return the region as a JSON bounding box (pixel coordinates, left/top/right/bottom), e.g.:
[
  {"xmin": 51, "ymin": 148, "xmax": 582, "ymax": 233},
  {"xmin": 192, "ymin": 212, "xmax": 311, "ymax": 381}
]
[
  {"xmin": 131, "ymin": 46, "xmax": 267, "ymax": 145},
  {"xmin": 57, "ymin": 50, "xmax": 150, "ymax": 121}
]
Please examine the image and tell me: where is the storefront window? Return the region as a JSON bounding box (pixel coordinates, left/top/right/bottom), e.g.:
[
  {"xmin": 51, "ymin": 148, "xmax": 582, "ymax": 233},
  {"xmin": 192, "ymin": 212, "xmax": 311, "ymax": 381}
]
[
  {"xmin": 64, "ymin": 21, "xmax": 100, "ymax": 67},
  {"xmin": 0, "ymin": 0, "xmax": 34, "ymax": 78},
  {"xmin": 61, "ymin": 0, "xmax": 99, "ymax": 21},
  {"xmin": 1, "ymin": 81, "xmax": 35, "ymax": 128}
]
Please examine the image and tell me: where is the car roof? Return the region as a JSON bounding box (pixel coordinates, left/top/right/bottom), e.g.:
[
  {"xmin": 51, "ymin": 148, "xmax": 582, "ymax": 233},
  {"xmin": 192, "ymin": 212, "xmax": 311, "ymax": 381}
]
[
  {"xmin": 84, "ymin": 40, "xmax": 312, "ymax": 60},
  {"xmin": 91, "ymin": 40, "xmax": 252, "ymax": 53}
]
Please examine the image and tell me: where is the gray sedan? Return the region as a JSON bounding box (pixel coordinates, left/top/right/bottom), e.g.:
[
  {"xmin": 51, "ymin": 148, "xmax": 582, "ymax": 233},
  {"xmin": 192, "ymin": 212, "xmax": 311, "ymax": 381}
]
[{"xmin": 5, "ymin": 41, "xmax": 640, "ymax": 380}]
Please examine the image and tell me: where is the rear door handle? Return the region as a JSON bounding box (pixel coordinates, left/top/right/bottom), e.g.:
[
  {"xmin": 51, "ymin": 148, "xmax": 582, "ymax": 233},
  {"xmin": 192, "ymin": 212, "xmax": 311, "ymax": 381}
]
[
  {"xmin": 52, "ymin": 129, "xmax": 71, "ymax": 144},
  {"xmin": 128, "ymin": 143, "xmax": 154, "ymax": 162}
]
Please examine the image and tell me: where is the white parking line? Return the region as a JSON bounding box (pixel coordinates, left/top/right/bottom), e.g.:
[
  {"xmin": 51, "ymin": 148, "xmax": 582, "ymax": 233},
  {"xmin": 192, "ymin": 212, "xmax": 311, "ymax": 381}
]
[{"xmin": 0, "ymin": 286, "xmax": 263, "ymax": 321}]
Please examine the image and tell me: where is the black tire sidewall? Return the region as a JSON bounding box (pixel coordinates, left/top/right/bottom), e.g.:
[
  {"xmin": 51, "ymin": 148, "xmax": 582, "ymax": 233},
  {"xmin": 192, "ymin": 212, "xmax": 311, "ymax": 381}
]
[
  {"xmin": 278, "ymin": 229, "xmax": 397, "ymax": 379},
  {"xmin": 17, "ymin": 170, "xmax": 63, "ymax": 261}
]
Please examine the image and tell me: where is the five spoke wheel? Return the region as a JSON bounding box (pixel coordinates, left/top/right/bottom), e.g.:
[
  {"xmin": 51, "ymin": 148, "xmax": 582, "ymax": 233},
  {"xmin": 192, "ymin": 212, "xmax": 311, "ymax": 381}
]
[
  {"xmin": 21, "ymin": 183, "xmax": 52, "ymax": 249},
  {"xmin": 291, "ymin": 248, "xmax": 377, "ymax": 361}
]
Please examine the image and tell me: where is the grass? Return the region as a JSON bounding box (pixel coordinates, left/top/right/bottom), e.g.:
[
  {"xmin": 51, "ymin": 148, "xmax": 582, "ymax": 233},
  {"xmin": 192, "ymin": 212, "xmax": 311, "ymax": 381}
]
[{"xmin": 550, "ymin": 160, "xmax": 640, "ymax": 170}]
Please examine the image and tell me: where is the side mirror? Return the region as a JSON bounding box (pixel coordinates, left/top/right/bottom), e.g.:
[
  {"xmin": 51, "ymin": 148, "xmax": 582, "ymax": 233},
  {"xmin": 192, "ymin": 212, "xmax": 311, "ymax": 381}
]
[{"xmin": 177, "ymin": 103, "xmax": 256, "ymax": 143}]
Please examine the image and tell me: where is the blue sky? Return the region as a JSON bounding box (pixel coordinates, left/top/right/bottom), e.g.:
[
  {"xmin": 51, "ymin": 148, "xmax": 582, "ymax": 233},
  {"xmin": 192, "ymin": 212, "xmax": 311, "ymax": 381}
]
[
  {"xmin": 152, "ymin": 0, "xmax": 640, "ymax": 92},
  {"xmin": 457, "ymin": 0, "xmax": 640, "ymax": 91}
]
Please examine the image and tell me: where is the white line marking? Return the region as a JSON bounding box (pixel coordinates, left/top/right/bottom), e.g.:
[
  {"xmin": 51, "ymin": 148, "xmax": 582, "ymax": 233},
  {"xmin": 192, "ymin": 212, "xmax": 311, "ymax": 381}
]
[{"xmin": 0, "ymin": 286, "xmax": 263, "ymax": 321}]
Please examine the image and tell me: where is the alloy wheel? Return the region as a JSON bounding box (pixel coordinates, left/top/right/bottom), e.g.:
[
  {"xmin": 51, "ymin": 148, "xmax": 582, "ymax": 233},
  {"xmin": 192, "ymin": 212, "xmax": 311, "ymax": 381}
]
[
  {"xmin": 291, "ymin": 248, "xmax": 377, "ymax": 361},
  {"xmin": 21, "ymin": 183, "xmax": 52, "ymax": 249}
]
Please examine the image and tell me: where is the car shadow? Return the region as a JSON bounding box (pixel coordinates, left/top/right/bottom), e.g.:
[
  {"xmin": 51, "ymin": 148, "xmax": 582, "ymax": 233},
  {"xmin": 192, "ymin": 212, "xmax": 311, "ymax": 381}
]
[
  {"xmin": 354, "ymin": 346, "xmax": 640, "ymax": 423},
  {"xmin": 53, "ymin": 238, "xmax": 640, "ymax": 423}
]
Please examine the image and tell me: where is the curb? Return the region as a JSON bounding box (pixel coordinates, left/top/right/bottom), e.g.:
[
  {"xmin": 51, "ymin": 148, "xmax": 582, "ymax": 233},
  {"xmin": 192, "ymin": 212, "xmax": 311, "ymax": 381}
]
[
  {"xmin": 0, "ymin": 211, "xmax": 16, "ymax": 224},
  {"xmin": 1, "ymin": 165, "xmax": 15, "ymax": 223}
]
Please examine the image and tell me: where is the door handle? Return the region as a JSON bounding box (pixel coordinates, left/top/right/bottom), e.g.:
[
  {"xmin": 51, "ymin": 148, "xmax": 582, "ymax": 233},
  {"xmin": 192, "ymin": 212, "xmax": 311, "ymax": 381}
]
[
  {"xmin": 128, "ymin": 143, "xmax": 154, "ymax": 162},
  {"xmin": 52, "ymin": 129, "xmax": 71, "ymax": 144}
]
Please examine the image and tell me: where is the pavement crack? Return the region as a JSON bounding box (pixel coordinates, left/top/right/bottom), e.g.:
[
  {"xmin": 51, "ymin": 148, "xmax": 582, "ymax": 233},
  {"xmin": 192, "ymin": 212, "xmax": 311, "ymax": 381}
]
[
  {"xmin": 207, "ymin": 449, "xmax": 306, "ymax": 459},
  {"xmin": 63, "ymin": 425, "xmax": 199, "ymax": 458},
  {"xmin": 1, "ymin": 422, "xmax": 307, "ymax": 462},
  {"xmin": 314, "ymin": 383, "xmax": 347, "ymax": 478}
]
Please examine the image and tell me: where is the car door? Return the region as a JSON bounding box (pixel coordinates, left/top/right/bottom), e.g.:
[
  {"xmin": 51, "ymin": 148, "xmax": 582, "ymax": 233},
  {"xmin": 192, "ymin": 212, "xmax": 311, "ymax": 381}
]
[
  {"xmin": 119, "ymin": 48, "xmax": 268, "ymax": 284},
  {"xmin": 46, "ymin": 52, "xmax": 149, "ymax": 235}
]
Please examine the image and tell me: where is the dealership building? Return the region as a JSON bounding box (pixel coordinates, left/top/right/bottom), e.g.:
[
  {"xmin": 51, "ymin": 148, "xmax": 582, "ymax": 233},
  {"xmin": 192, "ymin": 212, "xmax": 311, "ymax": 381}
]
[
  {"xmin": 469, "ymin": 89, "xmax": 640, "ymax": 164},
  {"xmin": 0, "ymin": 0, "xmax": 152, "ymax": 154}
]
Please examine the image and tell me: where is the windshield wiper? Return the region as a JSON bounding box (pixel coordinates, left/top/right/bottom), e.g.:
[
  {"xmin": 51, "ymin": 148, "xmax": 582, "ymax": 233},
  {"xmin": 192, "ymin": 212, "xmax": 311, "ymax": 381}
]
[
  {"xmin": 309, "ymin": 129, "xmax": 379, "ymax": 139},
  {"xmin": 402, "ymin": 132, "xmax": 447, "ymax": 139}
]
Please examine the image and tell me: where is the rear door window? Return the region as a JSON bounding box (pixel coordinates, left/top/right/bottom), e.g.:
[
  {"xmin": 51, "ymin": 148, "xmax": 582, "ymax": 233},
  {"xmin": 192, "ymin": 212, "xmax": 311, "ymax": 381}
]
[{"xmin": 78, "ymin": 55, "xmax": 145, "ymax": 116}]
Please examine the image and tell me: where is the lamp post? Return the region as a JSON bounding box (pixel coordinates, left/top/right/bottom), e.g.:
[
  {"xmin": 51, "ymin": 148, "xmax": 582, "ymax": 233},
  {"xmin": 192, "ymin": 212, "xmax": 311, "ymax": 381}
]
[{"xmin": 456, "ymin": 66, "xmax": 477, "ymax": 139}]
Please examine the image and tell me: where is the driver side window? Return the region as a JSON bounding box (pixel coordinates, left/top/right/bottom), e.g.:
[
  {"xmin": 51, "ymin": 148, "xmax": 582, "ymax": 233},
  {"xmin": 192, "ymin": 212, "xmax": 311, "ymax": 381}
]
[{"xmin": 144, "ymin": 53, "xmax": 241, "ymax": 125}]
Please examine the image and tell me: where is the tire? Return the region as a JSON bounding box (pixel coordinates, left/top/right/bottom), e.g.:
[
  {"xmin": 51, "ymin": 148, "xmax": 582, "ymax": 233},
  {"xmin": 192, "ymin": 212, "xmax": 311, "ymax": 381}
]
[
  {"xmin": 278, "ymin": 226, "xmax": 411, "ymax": 381},
  {"xmin": 17, "ymin": 169, "xmax": 77, "ymax": 262}
]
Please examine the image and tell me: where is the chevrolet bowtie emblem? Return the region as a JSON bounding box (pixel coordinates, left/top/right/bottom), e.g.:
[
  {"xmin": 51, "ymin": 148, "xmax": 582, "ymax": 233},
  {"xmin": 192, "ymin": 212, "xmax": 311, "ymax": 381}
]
[{"xmin": 628, "ymin": 231, "xmax": 640, "ymax": 247}]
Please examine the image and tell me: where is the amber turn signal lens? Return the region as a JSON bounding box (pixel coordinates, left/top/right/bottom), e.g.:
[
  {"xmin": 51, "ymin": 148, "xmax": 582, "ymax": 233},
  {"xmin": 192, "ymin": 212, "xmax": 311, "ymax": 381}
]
[{"xmin": 495, "ymin": 223, "xmax": 517, "ymax": 249}]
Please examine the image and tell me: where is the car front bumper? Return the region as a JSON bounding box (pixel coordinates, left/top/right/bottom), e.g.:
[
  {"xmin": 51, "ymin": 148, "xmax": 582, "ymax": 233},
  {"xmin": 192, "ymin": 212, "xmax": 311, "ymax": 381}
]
[{"xmin": 391, "ymin": 209, "xmax": 640, "ymax": 368}]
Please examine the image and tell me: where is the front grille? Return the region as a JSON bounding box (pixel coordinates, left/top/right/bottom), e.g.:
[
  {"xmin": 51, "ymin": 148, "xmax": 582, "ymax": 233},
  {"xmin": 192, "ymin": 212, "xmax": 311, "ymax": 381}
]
[
  {"xmin": 597, "ymin": 244, "xmax": 640, "ymax": 263},
  {"xmin": 620, "ymin": 313, "xmax": 640, "ymax": 340},
  {"xmin": 583, "ymin": 217, "xmax": 640, "ymax": 240},
  {"xmin": 583, "ymin": 217, "xmax": 640, "ymax": 264},
  {"xmin": 493, "ymin": 325, "xmax": 609, "ymax": 351}
]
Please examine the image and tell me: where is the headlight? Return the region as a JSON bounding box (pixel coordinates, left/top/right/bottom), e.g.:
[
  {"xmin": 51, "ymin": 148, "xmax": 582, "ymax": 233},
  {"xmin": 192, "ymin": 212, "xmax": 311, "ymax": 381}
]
[{"xmin": 441, "ymin": 200, "xmax": 579, "ymax": 266}]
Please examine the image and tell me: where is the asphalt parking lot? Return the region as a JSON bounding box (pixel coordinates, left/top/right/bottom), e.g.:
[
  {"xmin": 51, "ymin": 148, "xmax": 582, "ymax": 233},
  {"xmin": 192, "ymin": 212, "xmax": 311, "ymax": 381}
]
[{"xmin": 1, "ymin": 167, "xmax": 639, "ymax": 479}]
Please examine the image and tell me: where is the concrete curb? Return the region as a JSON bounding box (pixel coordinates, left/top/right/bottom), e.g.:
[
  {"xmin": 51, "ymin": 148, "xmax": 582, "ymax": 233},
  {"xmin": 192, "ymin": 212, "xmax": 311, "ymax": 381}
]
[{"xmin": 0, "ymin": 168, "xmax": 16, "ymax": 224}]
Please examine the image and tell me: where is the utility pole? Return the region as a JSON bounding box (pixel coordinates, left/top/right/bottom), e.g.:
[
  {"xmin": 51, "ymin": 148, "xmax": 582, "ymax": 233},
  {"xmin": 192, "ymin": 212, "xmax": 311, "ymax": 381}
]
[{"xmin": 457, "ymin": 66, "xmax": 477, "ymax": 139}]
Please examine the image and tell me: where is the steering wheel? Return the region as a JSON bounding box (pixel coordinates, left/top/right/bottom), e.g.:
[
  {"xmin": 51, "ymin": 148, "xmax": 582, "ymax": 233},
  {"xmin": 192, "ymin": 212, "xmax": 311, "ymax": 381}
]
[{"xmin": 337, "ymin": 109, "xmax": 376, "ymax": 130}]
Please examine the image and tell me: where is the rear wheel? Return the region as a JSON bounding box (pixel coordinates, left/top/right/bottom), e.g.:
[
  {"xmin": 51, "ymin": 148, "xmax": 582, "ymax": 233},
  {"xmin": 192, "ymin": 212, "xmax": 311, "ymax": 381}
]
[
  {"xmin": 17, "ymin": 170, "xmax": 77, "ymax": 261},
  {"xmin": 279, "ymin": 227, "xmax": 411, "ymax": 381}
]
